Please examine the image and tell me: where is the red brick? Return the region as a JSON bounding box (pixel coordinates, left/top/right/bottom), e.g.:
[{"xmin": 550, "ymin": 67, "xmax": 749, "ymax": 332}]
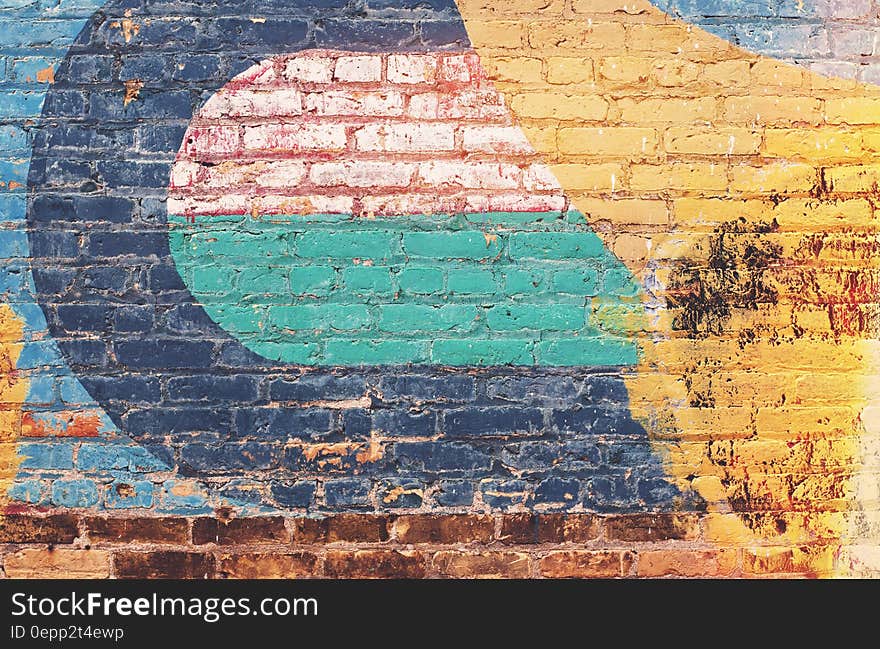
[
  {"xmin": 85, "ymin": 517, "xmax": 189, "ymax": 544},
  {"xmin": 431, "ymin": 551, "xmax": 531, "ymax": 578},
  {"xmin": 539, "ymin": 551, "xmax": 632, "ymax": 578},
  {"xmin": 192, "ymin": 517, "xmax": 288, "ymax": 545},
  {"xmin": 395, "ymin": 514, "xmax": 494, "ymax": 544},
  {"xmin": 325, "ymin": 550, "xmax": 426, "ymax": 579},
  {"xmin": 218, "ymin": 553, "xmax": 319, "ymax": 579},
  {"xmin": 605, "ymin": 514, "xmax": 700, "ymax": 542},
  {"xmin": 114, "ymin": 552, "xmax": 215, "ymax": 579}
]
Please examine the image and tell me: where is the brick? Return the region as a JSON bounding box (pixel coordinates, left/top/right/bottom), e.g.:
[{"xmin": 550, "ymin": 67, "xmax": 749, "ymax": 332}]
[
  {"xmin": 327, "ymin": 514, "xmax": 390, "ymax": 543},
  {"xmin": 539, "ymin": 551, "xmax": 631, "ymax": 578},
  {"xmin": 663, "ymin": 128, "xmax": 762, "ymax": 155},
  {"xmin": 548, "ymin": 163, "xmax": 623, "ymax": 191},
  {"xmin": 242, "ymin": 123, "xmax": 346, "ymax": 152},
  {"xmin": 464, "ymin": 21, "xmax": 525, "ymax": 49},
  {"xmin": 333, "ymin": 55, "xmax": 382, "ymax": 82},
  {"xmin": 324, "ymin": 550, "xmax": 426, "ymax": 578},
  {"xmin": 605, "ymin": 514, "xmax": 700, "ymax": 542},
  {"xmin": 284, "ymin": 56, "xmax": 333, "ymax": 83},
  {"xmin": 510, "ymin": 93, "xmax": 608, "ymax": 120},
  {"xmin": 0, "ymin": 514, "xmax": 79, "ymax": 543},
  {"xmin": 218, "ymin": 553, "xmax": 319, "ymax": 579},
  {"xmin": 387, "ymin": 55, "xmax": 437, "ymax": 84},
  {"xmin": 114, "ymin": 551, "xmax": 215, "ymax": 579},
  {"xmin": 537, "ymin": 514, "xmax": 601, "ymax": 543},
  {"xmin": 431, "ymin": 551, "xmax": 531, "ymax": 578},
  {"xmin": 192, "ymin": 517, "xmax": 288, "ymax": 545},
  {"xmin": 557, "ymin": 127, "xmax": 657, "ymax": 157},
  {"xmin": 4, "ymin": 548, "xmax": 111, "ymax": 579},
  {"xmin": 85, "ymin": 517, "xmax": 188, "ymax": 544},
  {"xmin": 546, "ymin": 57, "xmax": 594, "ymax": 84},
  {"xmin": 617, "ymin": 97, "xmax": 716, "ymax": 124},
  {"xmin": 395, "ymin": 514, "xmax": 494, "ymax": 544},
  {"xmin": 461, "ymin": 126, "xmax": 534, "ymax": 155},
  {"xmin": 637, "ymin": 550, "xmax": 739, "ymax": 578},
  {"xmin": 723, "ymin": 96, "xmax": 823, "ymax": 125},
  {"xmin": 528, "ymin": 22, "xmax": 626, "ymax": 51},
  {"xmin": 355, "ymin": 123, "xmax": 455, "ymax": 152}
]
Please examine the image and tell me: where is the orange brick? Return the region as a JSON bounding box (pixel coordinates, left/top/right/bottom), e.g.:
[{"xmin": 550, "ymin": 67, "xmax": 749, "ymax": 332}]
[
  {"xmin": 539, "ymin": 551, "xmax": 632, "ymax": 578},
  {"xmin": 431, "ymin": 551, "xmax": 531, "ymax": 578},
  {"xmin": 217, "ymin": 553, "xmax": 318, "ymax": 579},
  {"xmin": 637, "ymin": 550, "xmax": 738, "ymax": 577},
  {"xmin": 4, "ymin": 548, "xmax": 111, "ymax": 578}
]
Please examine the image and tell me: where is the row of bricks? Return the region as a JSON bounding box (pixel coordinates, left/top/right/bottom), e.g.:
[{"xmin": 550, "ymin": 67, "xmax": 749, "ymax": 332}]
[
  {"xmin": 75, "ymin": 161, "xmax": 880, "ymax": 206},
  {"xmin": 8, "ymin": 366, "xmax": 878, "ymax": 409},
  {"xmin": 0, "ymin": 545, "xmax": 835, "ymax": 578},
  {"xmin": 5, "ymin": 53, "xmax": 878, "ymax": 99},
  {"xmin": 470, "ymin": 19, "xmax": 879, "ymax": 62},
  {"xmin": 21, "ymin": 194, "xmax": 880, "ymax": 232},
  {"xmin": 9, "ymin": 471, "xmax": 673, "ymax": 511},
  {"xmin": 5, "ymin": 328, "xmax": 875, "ymax": 374},
  {"xmin": 175, "ymin": 122, "xmax": 880, "ymax": 160},
  {"xmin": 0, "ymin": 509, "xmax": 860, "ymax": 548},
  {"xmin": 171, "ymin": 160, "xmax": 557, "ymax": 193},
  {"xmin": 23, "ymin": 156, "xmax": 880, "ymax": 197},
  {"xmin": 488, "ymin": 57, "xmax": 880, "ymax": 94},
  {"xmin": 472, "ymin": 0, "xmax": 877, "ymax": 22},
  {"xmin": 190, "ymin": 92, "xmax": 880, "ymax": 128},
  {"xmin": 57, "ymin": 305, "xmax": 621, "ymax": 334}
]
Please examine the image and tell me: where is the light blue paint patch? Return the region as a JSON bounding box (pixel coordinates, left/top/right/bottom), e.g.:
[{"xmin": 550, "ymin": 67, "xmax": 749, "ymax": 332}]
[
  {"xmin": 0, "ymin": 194, "xmax": 26, "ymax": 221},
  {"xmin": 105, "ymin": 480, "xmax": 154, "ymax": 508},
  {"xmin": 17, "ymin": 340, "xmax": 65, "ymax": 369},
  {"xmin": 7, "ymin": 479, "xmax": 45, "ymax": 504},
  {"xmin": 24, "ymin": 371, "xmax": 57, "ymax": 405},
  {"xmin": 58, "ymin": 376, "xmax": 93, "ymax": 405},
  {"xmin": 18, "ymin": 442, "xmax": 74, "ymax": 470},
  {"xmin": 77, "ymin": 443, "xmax": 170, "ymax": 473},
  {"xmin": 158, "ymin": 479, "xmax": 212, "ymax": 514},
  {"xmin": 0, "ymin": 228, "xmax": 28, "ymax": 258},
  {"xmin": 650, "ymin": 0, "xmax": 878, "ymax": 83}
]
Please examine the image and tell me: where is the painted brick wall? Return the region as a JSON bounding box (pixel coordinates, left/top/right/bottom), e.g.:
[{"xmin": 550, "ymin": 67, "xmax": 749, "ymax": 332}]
[{"xmin": 1, "ymin": 0, "xmax": 879, "ymax": 579}]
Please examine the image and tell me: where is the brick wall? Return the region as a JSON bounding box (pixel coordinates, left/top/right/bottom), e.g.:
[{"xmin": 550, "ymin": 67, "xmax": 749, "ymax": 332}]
[{"xmin": 1, "ymin": 0, "xmax": 879, "ymax": 578}]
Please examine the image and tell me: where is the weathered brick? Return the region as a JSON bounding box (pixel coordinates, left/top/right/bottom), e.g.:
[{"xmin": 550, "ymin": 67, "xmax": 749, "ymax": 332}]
[
  {"xmin": 4, "ymin": 548, "xmax": 111, "ymax": 579},
  {"xmin": 218, "ymin": 552, "xmax": 319, "ymax": 579},
  {"xmin": 637, "ymin": 550, "xmax": 739, "ymax": 578},
  {"xmin": 324, "ymin": 550, "xmax": 426, "ymax": 578},
  {"xmin": 192, "ymin": 517, "xmax": 288, "ymax": 545},
  {"xmin": 431, "ymin": 551, "xmax": 531, "ymax": 578},
  {"xmin": 605, "ymin": 514, "xmax": 700, "ymax": 542},
  {"xmin": 85, "ymin": 517, "xmax": 188, "ymax": 544},
  {"xmin": 395, "ymin": 514, "xmax": 494, "ymax": 544},
  {"xmin": 539, "ymin": 551, "xmax": 632, "ymax": 578},
  {"xmin": 0, "ymin": 514, "xmax": 79, "ymax": 543},
  {"xmin": 114, "ymin": 551, "xmax": 215, "ymax": 579}
]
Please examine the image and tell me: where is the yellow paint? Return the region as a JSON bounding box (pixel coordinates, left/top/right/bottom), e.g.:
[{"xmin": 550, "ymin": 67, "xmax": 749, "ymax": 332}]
[
  {"xmin": 0, "ymin": 303, "xmax": 27, "ymax": 518},
  {"xmin": 457, "ymin": 0, "xmax": 880, "ymax": 576}
]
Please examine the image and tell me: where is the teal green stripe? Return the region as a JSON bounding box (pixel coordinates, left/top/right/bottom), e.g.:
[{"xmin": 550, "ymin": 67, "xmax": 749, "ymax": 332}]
[{"xmin": 168, "ymin": 212, "xmax": 644, "ymax": 367}]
